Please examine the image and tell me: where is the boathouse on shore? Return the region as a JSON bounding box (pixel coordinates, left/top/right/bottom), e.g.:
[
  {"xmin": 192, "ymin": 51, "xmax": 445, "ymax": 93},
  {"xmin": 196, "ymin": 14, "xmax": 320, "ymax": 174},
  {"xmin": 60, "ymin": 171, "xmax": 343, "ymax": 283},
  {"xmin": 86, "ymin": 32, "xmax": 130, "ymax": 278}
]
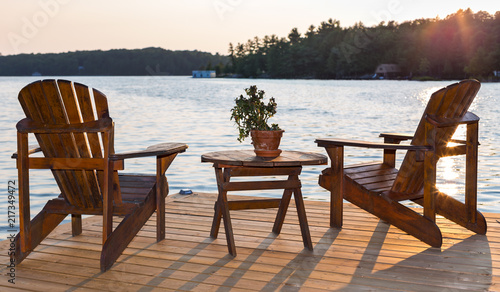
[
  {"xmin": 192, "ymin": 70, "xmax": 216, "ymax": 78},
  {"xmin": 374, "ymin": 64, "xmax": 401, "ymax": 79}
]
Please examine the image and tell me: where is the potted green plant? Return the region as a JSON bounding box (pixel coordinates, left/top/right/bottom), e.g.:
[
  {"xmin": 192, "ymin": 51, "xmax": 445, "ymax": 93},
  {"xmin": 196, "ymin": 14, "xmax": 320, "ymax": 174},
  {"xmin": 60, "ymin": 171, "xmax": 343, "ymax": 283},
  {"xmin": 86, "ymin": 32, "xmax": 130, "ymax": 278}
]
[{"xmin": 230, "ymin": 85, "xmax": 284, "ymax": 157}]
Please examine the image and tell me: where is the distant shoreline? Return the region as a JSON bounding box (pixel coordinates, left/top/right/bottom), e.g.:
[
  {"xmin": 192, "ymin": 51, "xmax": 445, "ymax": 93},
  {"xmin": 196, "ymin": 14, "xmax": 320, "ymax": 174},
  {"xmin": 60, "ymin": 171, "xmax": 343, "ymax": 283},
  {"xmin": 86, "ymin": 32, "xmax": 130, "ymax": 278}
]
[{"xmin": 1, "ymin": 75, "xmax": 498, "ymax": 83}]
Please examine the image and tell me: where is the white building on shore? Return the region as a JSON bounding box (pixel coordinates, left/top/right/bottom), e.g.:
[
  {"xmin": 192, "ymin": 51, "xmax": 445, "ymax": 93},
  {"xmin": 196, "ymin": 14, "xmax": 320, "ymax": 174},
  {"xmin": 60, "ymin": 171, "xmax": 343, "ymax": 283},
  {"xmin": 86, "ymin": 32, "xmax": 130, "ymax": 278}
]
[{"xmin": 192, "ymin": 70, "xmax": 216, "ymax": 78}]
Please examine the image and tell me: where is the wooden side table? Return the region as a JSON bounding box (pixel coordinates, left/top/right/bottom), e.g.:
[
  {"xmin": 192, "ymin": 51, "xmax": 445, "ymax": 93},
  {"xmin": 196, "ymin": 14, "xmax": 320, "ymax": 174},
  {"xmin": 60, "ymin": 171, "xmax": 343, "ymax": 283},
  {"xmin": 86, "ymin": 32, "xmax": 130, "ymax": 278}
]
[{"xmin": 201, "ymin": 150, "xmax": 327, "ymax": 256}]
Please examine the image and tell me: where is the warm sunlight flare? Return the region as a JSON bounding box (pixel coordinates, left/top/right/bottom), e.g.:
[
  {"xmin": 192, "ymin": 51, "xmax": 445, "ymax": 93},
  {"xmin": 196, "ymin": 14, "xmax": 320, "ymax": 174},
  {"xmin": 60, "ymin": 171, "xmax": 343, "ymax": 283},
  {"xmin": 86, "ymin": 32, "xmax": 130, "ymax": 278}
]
[
  {"xmin": 1, "ymin": 2, "xmax": 498, "ymax": 56},
  {"xmin": 437, "ymin": 156, "xmax": 462, "ymax": 198},
  {"xmin": 437, "ymin": 125, "xmax": 468, "ymax": 198},
  {"xmin": 455, "ymin": 10, "xmax": 476, "ymax": 57},
  {"xmin": 416, "ymin": 87, "xmax": 441, "ymax": 105}
]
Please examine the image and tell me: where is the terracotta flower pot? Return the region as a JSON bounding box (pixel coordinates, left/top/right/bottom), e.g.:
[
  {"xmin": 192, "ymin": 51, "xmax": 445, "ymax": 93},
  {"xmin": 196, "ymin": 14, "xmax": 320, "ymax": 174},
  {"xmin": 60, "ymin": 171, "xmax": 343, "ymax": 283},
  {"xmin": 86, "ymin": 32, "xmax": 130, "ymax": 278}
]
[{"xmin": 250, "ymin": 130, "xmax": 285, "ymax": 157}]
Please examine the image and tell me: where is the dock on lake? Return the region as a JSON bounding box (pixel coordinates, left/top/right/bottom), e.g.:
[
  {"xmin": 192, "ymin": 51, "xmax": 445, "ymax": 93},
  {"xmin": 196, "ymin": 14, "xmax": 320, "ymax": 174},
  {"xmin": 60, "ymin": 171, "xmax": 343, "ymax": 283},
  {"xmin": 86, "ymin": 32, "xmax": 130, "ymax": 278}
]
[{"xmin": 1, "ymin": 192, "xmax": 499, "ymax": 291}]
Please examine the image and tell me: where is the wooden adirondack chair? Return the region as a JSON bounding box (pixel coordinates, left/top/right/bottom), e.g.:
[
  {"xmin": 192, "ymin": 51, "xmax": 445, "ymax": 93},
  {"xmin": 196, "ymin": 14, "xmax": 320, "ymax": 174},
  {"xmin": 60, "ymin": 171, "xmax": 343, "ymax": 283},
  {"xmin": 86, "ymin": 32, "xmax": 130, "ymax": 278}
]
[
  {"xmin": 13, "ymin": 79, "xmax": 188, "ymax": 271},
  {"xmin": 316, "ymin": 79, "xmax": 487, "ymax": 247}
]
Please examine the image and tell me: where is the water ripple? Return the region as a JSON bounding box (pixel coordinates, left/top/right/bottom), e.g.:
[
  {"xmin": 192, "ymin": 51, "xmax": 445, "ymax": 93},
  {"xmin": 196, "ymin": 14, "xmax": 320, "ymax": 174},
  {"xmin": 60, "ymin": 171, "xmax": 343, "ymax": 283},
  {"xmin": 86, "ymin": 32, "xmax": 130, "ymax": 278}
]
[{"xmin": 1, "ymin": 77, "xmax": 499, "ymax": 241}]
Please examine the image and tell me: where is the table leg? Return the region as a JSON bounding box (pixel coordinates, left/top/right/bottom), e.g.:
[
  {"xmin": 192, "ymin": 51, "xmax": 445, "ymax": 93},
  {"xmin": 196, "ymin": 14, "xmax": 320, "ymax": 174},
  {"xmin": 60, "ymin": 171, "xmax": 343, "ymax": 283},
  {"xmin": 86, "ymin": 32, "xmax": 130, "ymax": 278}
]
[
  {"xmin": 272, "ymin": 188, "xmax": 292, "ymax": 234},
  {"xmin": 273, "ymin": 167, "xmax": 301, "ymax": 235},
  {"xmin": 210, "ymin": 165, "xmax": 313, "ymax": 255},
  {"xmin": 210, "ymin": 167, "xmax": 225, "ymax": 238},
  {"xmin": 210, "ymin": 167, "xmax": 237, "ymax": 256},
  {"xmin": 210, "ymin": 200, "xmax": 222, "ymax": 239},
  {"xmin": 294, "ymin": 187, "xmax": 313, "ymax": 250}
]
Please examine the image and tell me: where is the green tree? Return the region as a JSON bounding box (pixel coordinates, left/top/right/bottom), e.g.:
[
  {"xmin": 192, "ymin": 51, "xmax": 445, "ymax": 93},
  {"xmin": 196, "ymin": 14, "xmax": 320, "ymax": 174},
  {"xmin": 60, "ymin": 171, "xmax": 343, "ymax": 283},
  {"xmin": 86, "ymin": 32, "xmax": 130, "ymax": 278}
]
[
  {"xmin": 228, "ymin": 9, "xmax": 499, "ymax": 80},
  {"xmin": 418, "ymin": 58, "xmax": 431, "ymax": 75},
  {"xmin": 465, "ymin": 47, "xmax": 495, "ymax": 78},
  {"xmin": 0, "ymin": 48, "xmax": 229, "ymax": 76}
]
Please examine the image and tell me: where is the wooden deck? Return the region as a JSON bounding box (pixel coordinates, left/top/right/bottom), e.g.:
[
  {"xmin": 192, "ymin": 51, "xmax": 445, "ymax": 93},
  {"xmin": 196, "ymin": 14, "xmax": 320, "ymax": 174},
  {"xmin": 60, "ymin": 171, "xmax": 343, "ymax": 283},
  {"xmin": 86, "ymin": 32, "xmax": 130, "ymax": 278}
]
[{"xmin": 1, "ymin": 192, "xmax": 499, "ymax": 291}]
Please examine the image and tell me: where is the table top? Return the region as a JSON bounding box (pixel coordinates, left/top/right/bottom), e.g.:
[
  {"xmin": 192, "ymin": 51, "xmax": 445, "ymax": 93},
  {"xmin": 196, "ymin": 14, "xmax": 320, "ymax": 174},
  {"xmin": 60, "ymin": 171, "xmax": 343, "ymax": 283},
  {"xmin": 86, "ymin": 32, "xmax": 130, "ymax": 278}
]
[{"xmin": 201, "ymin": 150, "xmax": 327, "ymax": 167}]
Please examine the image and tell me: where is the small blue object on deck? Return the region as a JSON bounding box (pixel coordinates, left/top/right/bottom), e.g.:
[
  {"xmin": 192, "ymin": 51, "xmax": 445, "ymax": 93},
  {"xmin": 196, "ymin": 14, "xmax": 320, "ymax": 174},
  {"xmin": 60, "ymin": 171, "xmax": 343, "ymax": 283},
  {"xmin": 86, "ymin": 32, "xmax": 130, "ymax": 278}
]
[{"xmin": 179, "ymin": 189, "xmax": 193, "ymax": 195}]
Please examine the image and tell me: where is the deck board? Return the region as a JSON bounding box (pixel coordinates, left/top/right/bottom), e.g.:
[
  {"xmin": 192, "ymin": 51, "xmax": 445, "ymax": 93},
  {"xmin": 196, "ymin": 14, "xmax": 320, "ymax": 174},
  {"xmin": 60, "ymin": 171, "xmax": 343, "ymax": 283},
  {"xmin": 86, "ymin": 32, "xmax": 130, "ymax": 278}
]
[{"xmin": 1, "ymin": 192, "xmax": 499, "ymax": 291}]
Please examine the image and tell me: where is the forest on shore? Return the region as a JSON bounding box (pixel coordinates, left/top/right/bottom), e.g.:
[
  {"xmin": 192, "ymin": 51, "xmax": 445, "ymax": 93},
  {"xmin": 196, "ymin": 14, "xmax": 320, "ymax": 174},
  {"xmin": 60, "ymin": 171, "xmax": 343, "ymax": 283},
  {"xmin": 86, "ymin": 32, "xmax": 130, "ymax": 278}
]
[
  {"xmin": 0, "ymin": 47, "xmax": 228, "ymax": 76},
  {"xmin": 1, "ymin": 9, "xmax": 499, "ymax": 80},
  {"xmin": 226, "ymin": 9, "xmax": 500, "ymax": 80}
]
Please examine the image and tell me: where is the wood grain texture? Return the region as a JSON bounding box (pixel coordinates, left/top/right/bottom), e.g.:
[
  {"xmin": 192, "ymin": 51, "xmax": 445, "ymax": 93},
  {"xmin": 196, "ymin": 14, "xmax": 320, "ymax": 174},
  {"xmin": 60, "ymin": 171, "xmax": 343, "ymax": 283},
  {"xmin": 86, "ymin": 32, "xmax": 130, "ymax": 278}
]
[
  {"xmin": 202, "ymin": 150, "xmax": 327, "ymax": 167},
  {"xmin": 316, "ymin": 80, "xmax": 486, "ymax": 248},
  {"xmin": 13, "ymin": 79, "xmax": 187, "ymax": 271},
  {"xmin": 204, "ymin": 151, "xmax": 324, "ymax": 256},
  {"xmin": 1, "ymin": 192, "xmax": 497, "ymax": 291}
]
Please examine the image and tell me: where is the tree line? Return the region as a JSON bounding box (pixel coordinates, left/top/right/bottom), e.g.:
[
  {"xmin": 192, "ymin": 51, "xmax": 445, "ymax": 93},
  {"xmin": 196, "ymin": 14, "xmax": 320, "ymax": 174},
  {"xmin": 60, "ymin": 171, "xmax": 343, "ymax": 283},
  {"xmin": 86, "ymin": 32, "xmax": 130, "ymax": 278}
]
[
  {"xmin": 0, "ymin": 47, "xmax": 228, "ymax": 76},
  {"xmin": 226, "ymin": 9, "xmax": 500, "ymax": 80}
]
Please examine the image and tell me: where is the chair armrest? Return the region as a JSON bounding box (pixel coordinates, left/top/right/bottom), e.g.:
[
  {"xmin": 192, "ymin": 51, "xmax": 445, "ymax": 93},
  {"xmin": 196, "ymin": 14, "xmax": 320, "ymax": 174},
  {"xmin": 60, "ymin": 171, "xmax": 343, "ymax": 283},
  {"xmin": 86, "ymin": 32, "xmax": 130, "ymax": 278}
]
[
  {"xmin": 379, "ymin": 133, "xmax": 413, "ymax": 142},
  {"xmin": 315, "ymin": 138, "xmax": 431, "ymax": 151},
  {"xmin": 110, "ymin": 142, "xmax": 188, "ymax": 160},
  {"xmin": 426, "ymin": 111, "xmax": 479, "ymax": 127},
  {"xmin": 11, "ymin": 145, "xmax": 42, "ymax": 159}
]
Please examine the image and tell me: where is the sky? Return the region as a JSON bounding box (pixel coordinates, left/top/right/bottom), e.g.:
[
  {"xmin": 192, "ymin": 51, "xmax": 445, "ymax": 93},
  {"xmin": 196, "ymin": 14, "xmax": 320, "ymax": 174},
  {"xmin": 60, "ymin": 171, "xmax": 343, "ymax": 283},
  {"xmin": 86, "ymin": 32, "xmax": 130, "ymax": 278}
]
[{"xmin": 1, "ymin": 0, "xmax": 498, "ymax": 56}]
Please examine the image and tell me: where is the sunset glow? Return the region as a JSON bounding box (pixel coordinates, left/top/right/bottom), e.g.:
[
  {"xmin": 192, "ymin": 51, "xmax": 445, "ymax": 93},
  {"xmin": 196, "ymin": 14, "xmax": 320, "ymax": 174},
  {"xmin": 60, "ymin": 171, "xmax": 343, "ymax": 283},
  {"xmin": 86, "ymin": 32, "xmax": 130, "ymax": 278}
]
[{"xmin": 1, "ymin": 1, "xmax": 498, "ymax": 56}]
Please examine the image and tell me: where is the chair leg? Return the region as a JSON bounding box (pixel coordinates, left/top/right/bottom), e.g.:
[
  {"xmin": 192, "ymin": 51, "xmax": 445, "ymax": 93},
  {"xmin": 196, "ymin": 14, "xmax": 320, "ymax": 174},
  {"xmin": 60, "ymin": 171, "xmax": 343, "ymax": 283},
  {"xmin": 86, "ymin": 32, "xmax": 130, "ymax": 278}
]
[
  {"xmin": 14, "ymin": 209, "xmax": 67, "ymax": 263},
  {"xmin": 71, "ymin": 214, "xmax": 82, "ymax": 236},
  {"xmin": 325, "ymin": 146, "xmax": 344, "ymax": 228},
  {"xmin": 156, "ymin": 154, "xmax": 177, "ymax": 242},
  {"xmin": 343, "ymin": 181, "xmax": 443, "ymax": 247},
  {"xmin": 100, "ymin": 189, "xmax": 157, "ymax": 272},
  {"xmin": 465, "ymin": 121, "xmax": 479, "ymax": 224},
  {"xmin": 414, "ymin": 192, "xmax": 487, "ymax": 235},
  {"xmin": 320, "ymin": 166, "xmax": 443, "ymax": 247},
  {"xmin": 156, "ymin": 176, "xmax": 167, "ymax": 242}
]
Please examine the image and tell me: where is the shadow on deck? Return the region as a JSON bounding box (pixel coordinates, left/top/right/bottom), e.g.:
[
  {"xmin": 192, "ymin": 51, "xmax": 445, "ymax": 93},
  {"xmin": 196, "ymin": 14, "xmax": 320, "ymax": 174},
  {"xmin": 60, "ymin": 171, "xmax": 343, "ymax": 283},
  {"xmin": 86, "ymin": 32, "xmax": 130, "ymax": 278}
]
[{"xmin": 1, "ymin": 192, "xmax": 498, "ymax": 291}]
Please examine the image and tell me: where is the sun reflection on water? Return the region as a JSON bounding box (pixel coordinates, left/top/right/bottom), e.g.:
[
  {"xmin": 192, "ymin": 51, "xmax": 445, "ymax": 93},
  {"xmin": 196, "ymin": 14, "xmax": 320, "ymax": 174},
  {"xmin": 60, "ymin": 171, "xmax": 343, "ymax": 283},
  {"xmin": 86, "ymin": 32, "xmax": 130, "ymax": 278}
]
[
  {"xmin": 436, "ymin": 124, "xmax": 468, "ymax": 199},
  {"xmin": 436, "ymin": 156, "xmax": 463, "ymax": 198},
  {"xmin": 415, "ymin": 87, "xmax": 442, "ymax": 106},
  {"xmin": 0, "ymin": 77, "xmax": 498, "ymax": 243}
]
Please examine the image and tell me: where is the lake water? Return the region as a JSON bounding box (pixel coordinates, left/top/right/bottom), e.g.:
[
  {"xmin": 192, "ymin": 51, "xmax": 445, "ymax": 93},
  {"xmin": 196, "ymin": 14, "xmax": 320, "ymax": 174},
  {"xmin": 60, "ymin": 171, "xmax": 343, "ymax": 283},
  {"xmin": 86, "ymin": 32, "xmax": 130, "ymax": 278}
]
[{"xmin": 1, "ymin": 76, "xmax": 499, "ymax": 239}]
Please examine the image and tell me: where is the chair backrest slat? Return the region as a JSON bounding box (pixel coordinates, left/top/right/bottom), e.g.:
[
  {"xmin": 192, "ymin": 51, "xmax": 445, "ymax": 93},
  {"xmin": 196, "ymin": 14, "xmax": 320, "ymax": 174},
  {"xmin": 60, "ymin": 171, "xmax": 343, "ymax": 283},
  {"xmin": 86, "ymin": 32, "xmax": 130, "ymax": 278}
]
[
  {"xmin": 90, "ymin": 87, "xmax": 122, "ymax": 204},
  {"xmin": 18, "ymin": 80, "xmax": 110, "ymax": 209},
  {"xmin": 19, "ymin": 80, "xmax": 82, "ymax": 207},
  {"xmin": 58, "ymin": 80, "xmax": 103, "ymax": 207},
  {"xmin": 391, "ymin": 80, "xmax": 480, "ymax": 197},
  {"xmin": 74, "ymin": 83, "xmax": 108, "ymax": 206},
  {"xmin": 43, "ymin": 80, "xmax": 90, "ymax": 207}
]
